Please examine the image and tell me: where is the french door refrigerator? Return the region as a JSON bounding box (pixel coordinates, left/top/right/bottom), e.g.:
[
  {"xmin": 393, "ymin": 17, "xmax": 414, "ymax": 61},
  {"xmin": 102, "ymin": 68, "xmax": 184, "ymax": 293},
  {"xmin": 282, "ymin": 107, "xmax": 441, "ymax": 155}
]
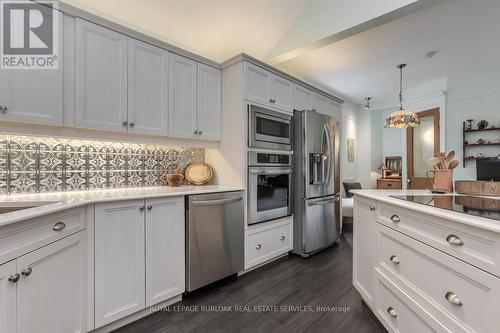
[{"xmin": 293, "ymin": 109, "xmax": 341, "ymax": 257}]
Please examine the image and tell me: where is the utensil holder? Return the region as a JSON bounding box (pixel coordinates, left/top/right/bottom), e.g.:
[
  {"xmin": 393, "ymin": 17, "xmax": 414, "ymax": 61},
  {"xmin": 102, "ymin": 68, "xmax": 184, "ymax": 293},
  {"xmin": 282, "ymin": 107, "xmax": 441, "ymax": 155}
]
[{"xmin": 426, "ymin": 169, "xmax": 454, "ymax": 193}]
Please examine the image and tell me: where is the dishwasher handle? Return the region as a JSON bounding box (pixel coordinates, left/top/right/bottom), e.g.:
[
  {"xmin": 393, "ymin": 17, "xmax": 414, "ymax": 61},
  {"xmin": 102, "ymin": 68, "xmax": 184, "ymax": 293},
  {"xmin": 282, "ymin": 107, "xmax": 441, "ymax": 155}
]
[{"xmin": 191, "ymin": 196, "xmax": 243, "ymax": 206}]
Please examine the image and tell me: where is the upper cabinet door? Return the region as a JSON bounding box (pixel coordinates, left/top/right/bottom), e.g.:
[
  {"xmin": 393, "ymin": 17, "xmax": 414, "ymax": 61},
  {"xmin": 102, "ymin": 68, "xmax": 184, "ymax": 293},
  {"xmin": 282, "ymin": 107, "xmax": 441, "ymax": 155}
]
[
  {"xmin": 197, "ymin": 64, "xmax": 221, "ymax": 141},
  {"xmin": 94, "ymin": 200, "xmax": 145, "ymax": 328},
  {"xmin": 269, "ymin": 74, "xmax": 292, "ymax": 112},
  {"xmin": 293, "ymin": 84, "xmax": 313, "ymax": 112},
  {"xmin": 128, "ymin": 39, "xmax": 169, "ymax": 136},
  {"xmin": 0, "ymin": 11, "xmax": 63, "ymax": 126},
  {"xmin": 244, "ymin": 62, "xmax": 270, "ymax": 106},
  {"xmin": 0, "ymin": 261, "xmax": 17, "ymax": 333},
  {"xmin": 168, "ymin": 54, "xmax": 197, "ymax": 139},
  {"xmin": 145, "ymin": 197, "xmax": 185, "ymax": 307},
  {"xmin": 75, "ymin": 19, "xmax": 128, "ymax": 132},
  {"xmin": 312, "ymin": 93, "xmax": 329, "ymax": 115},
  {"xmin": 16, "ymin": 232, "xmax": 86, "ymax": 333}
]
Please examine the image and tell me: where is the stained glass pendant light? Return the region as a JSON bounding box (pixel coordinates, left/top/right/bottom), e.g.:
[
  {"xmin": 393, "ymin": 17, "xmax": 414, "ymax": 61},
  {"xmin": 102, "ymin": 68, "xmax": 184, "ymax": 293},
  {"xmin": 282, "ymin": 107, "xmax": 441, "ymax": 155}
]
[{"xmin": 384, "ymin": 64, "xmax": 420, "ymax": 128}]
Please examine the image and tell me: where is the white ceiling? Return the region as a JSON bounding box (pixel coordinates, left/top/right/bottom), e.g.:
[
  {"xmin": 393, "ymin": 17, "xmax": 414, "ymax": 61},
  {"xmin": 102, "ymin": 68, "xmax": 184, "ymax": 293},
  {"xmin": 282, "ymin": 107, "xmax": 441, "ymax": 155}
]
[{"xmin": 279, "ymin": 0, "xmax": 500, "ymax": 108}]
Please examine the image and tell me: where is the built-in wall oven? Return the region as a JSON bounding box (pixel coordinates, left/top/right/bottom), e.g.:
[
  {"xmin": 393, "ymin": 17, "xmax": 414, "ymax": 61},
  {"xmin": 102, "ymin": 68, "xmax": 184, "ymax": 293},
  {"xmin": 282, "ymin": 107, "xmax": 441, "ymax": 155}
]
[
  {"xmin": 249, "ymin": 104, "xmax": 292, "ymax": 151},
  {"xmin": 248, "ymin": 151, "xmax": 293, "ymax": 225}
]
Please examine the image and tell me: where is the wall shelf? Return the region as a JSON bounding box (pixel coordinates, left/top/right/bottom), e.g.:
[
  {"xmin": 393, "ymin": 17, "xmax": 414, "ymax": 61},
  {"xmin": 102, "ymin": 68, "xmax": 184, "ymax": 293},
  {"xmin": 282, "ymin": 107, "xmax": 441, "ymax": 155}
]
[
  {"xmin": 463, "ymin": 121, "xmax": 500, "ymax": 165},
  {"xmin": 464, "ymin": 127, "xmax": 500, "ymax": 133}
]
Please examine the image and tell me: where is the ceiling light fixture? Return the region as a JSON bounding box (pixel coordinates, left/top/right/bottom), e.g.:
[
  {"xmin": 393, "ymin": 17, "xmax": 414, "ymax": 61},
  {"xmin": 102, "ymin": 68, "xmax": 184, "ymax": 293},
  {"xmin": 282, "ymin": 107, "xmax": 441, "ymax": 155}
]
[
  {"xmin": 384, "ymin": 64, "xmax": 420, "ymax": 128},
  {"xmin": 364, "ymin": 97, "xmax": 372, "ymax": 110}
]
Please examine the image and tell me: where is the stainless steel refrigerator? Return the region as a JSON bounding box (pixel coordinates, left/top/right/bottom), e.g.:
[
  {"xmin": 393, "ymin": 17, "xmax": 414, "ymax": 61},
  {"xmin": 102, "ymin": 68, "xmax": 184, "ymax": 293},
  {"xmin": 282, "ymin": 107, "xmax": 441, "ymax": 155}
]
[{"xmin": 293, "ymin": 109, "xmax": 341, "ymax": 257}]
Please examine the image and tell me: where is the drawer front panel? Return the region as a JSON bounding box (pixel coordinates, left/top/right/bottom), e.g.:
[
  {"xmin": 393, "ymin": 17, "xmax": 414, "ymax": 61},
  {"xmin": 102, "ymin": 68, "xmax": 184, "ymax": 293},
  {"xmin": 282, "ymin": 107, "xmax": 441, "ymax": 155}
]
[
  {"xmin": 378, "ymin": 203, "xmax": 500, "ymax": 277},
  {"xmin": 378, "ymin": 224, "xmax": 500, "ymax": 333},
  {"xmin": 375, "ymin": 269, "xmax": 451, "ymax": 333},
  {"xmin": 377, "ymin": 180, "xmax": 402, "ymax": 189},
  {"xmin": 246, "ymin": 222, "xmax": 292, "ymax": 268},
  {"xmin": 0, "ymin": 208, "xmax": 86, "ymax": 264}
]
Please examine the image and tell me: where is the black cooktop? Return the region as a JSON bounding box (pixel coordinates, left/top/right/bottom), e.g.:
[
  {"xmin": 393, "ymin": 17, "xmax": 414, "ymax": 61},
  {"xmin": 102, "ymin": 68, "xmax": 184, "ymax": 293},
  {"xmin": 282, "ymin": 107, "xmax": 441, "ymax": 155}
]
[{"xmin": 390, "ymin": 195, "xmax": 500, "ymax": 222}]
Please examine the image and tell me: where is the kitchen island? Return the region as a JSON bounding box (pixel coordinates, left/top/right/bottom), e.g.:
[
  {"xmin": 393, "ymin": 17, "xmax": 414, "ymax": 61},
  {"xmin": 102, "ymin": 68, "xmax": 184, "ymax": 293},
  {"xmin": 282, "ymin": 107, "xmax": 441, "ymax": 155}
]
[{"xmin": 352, "ymin": 190, "xmax": 500, "ymax": 333}]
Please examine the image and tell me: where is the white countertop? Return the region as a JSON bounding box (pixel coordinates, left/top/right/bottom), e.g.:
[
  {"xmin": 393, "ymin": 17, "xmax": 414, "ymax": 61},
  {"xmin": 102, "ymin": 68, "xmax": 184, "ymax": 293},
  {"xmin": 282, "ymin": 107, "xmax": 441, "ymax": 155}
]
[
  {"xmin": 352, "ymin": 189, "xmax": 500, "ymax": 234},
  {"xmin": 0, "ymin": 185, "xmax": 244, "ymax": 227}
]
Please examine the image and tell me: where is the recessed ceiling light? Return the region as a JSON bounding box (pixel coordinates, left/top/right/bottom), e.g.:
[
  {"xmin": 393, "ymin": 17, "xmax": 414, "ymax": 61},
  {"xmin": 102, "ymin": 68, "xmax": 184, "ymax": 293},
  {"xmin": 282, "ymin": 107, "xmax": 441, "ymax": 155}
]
[{"xmin": 424, "ymin": 50, "xmax": 438, "ymax": 59}]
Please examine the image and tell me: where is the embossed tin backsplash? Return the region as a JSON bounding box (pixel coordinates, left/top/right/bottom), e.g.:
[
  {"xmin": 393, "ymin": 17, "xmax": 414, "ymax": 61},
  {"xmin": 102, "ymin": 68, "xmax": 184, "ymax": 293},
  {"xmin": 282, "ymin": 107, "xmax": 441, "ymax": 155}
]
[{"xmin": 0, "ymin": 135, "xmax": 204, "ymax": 194}]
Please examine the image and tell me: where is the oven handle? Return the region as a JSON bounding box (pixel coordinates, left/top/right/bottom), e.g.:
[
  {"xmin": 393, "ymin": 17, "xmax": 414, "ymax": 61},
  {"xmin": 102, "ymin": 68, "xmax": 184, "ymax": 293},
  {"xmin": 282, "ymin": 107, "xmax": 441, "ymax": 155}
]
[
  {"xmin": 249, "ymin": 168, "xmax": 293, "ymax": 175},
  {"xmin": 191, "ymin": 196, "xmax": 243, "ymax": 206}
]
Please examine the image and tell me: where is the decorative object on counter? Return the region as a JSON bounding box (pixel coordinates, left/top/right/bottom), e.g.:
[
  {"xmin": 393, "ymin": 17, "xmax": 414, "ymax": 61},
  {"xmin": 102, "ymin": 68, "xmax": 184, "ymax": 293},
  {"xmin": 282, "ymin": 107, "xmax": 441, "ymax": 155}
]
[
  {"xmin": 477, "ymin": 120, "xmax": 489, "ymax": 130},
  {"xmin": 426, "ymin": 169, "xmax": 454, "ymax": 193},
  {"xmin": 384, "ymin": 64, "xmax": 421, "ymax": 128},
  {"xmin": 466, "ymin": 119, "xmax": 474, "ymax": 130},
  {"xmin": 0, "ymin": 134, "xmax": 204, "ymax": 194},
  {"xmin": 347, "ymin": 138, "xmax": 355, "ymax": 162},
  {"xmin": 185, "ymin": 162, "xmax": 214, "ymax": 186},
  {"xmin": 427, "ymin": 151, "xmax": 458, "ymax": 170},
  {"xmin": 166, "ymin": 166, "xmax": 184, "ymax": 187},
  {"xmin": 455, "ymin": 180, "xmax": 499, "ymax": 196}
]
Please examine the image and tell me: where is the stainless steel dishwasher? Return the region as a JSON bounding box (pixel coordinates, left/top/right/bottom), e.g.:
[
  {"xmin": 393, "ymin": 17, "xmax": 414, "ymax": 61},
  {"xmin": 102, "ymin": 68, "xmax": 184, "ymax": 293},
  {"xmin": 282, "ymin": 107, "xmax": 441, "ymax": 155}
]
[{"xmin": 186, "ymin": 191, "xmax": 244, "ymax": 291}]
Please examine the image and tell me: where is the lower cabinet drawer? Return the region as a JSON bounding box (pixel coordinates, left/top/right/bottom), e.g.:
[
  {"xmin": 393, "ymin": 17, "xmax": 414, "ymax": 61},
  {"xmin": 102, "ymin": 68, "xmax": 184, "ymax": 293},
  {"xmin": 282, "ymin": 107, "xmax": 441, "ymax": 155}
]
[
  {"xmin": 0, "ymin": 208, "xmax": 86, "ymax": 264},
  {"xmin": 245, "ymin": 221, "xmax": 292, "ymax": 269},
  {"xmin": 378, "ymin": 224, "xmax": 500, "ymax": 333},
  {"xmin": 375, "ymin": 269, "xmax": 452, "ymax": 333}
]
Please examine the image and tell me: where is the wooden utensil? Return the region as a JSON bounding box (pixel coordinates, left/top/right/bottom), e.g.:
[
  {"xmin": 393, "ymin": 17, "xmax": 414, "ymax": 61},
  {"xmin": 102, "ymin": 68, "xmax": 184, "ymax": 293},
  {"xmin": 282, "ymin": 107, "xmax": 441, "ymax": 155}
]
[
  {"xmin": 448, "ymin": 160, "xmax": 459, "ymax": 169},
  {"xmin": 445, "ymin": 151, "xmax": 455, "ymax": 168},
  {"xmin": 427, "ymin": 157, "xmax": 441, "ymax": 169},
  {"xmin": 437, "ymin": 153, "xmax": 447, "ymax": 169}
]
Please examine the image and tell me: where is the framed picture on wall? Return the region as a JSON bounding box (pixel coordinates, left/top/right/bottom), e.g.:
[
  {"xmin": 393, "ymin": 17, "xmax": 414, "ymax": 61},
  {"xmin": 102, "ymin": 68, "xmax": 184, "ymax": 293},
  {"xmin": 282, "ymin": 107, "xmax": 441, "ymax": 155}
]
[{"xmin": 347, "ymin": 138, "xmax": 355, "ymax": 163}]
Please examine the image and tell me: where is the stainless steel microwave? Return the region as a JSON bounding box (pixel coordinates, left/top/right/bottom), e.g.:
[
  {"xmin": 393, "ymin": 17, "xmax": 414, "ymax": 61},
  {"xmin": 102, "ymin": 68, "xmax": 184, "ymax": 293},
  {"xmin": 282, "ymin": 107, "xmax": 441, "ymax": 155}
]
[{"xmin": 248, "ymin": 104, "xmax": 292, "ymax": 151}]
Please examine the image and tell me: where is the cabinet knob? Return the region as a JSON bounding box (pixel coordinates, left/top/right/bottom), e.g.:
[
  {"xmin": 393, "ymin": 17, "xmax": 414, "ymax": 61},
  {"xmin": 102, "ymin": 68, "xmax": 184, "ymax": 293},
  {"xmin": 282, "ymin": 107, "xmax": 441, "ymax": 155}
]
[
  {"xmin": 369, "ymin": 205, "xmax": 376, "ymax": 212},
  {"xmin": 52, "ymin": 222, "xmax": 66, "ymax": 232},
  {"xmin": 147, "ymin": 205, "xmax": 153, "ymax": 210},
  {"xmin": 194, "ymin": 130, "xmax": 199, "ymax": 135},
  {"xmin": 390, "ymin": 215, "xmax": 400, "ymax": 223},
  {"xmin": 280, "ymin": 236, "xmax": 286, "ymax": 241},
  {"xmin": 198, "ymin": 130, "xmax": 202, "ymax": 135},
  {"xmin": 122, "ymin": 121, "xmax": 128, "ymax": 127},
  {"xmin": 446, "ymin": 234, "xmax": 464, "ymax": 246},
  {"xmin": 21, "ymin": 267, "xmax": 32, "ymax": 277},
  {"xmin": 8, "ymin": 274, "xmax": 20, "ymax": 283},
  {"xmin": 389, "ymin": 255, "xmax": 400, "ymax": 265},
  {"xmin": 139, "ymin": 205, "xmax": 145, "ymax": 211},
  {"xmin": 129, "ymin": 122, "xmax": 135, "ymax": 128},
  {"xmin": 445, "ymin": 291, "xmax": 463, "ymax": 306},
  {"xmin": 387, "ymin": 306, "xmax": 397, "ymax": 318},
  {"xmin": 0, "ymin": 105, "xmax": 7, "ymax": 113},
  {"xmin": 255, "ymin": 243, "xmax": 262, "ymax": 250}
]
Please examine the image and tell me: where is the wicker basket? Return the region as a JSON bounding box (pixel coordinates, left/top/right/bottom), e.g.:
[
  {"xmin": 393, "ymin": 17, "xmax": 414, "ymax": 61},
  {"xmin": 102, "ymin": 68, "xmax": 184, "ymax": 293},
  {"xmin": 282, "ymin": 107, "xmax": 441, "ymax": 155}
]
[{"xmin": 455, "ymin": 180, "xmax": 500, "ymax": 196}]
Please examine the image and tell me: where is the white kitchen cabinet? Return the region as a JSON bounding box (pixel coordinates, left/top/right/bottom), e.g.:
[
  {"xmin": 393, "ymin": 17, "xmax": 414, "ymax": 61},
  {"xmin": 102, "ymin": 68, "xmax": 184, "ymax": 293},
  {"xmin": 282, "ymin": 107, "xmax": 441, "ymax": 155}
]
[
  {"xmin": 16, "ymin": 232, "xmax": 86, "ymax": 333},
  {"xmin": 293, "ymin": 84, "xmax": 313, "ymax": 111},
  {"xmin": 0, "ymin": 12, "xmax": 63, "ymax": 127},
  {"xmin": 0, "ymin": 261, "xmax": 17, "ymax": 333},
  {"xmin": 94, "ymin": 200, "xmax": 145, "ymax": 328},
  {"xmin": 145, "ymin": 197, "xmax": 185, "ymax": 306},
  {"xmin": 75, "ymin": 18, "xmax": 128, "ymax": 132},
  {"xmin": 128, "ymin": 39, "xmax": 169, "ymax": 136},
  {"xmin": 353, "ymin": 196, "xmax": 377, "ymax": 307},
  {"xmin": 312, "ymin": 93, "xmax": 329, "ymax": 115},
  {"xmin": 168, "ymin": 54, "xmax": 198, "ymax": 139},
  {"xmin": 244, "ymin": 62, "xmax": 293, "ymax": 113},
  {"xmin": 197, "ymin": 64, "xmax": 222, "ymax": 141}
]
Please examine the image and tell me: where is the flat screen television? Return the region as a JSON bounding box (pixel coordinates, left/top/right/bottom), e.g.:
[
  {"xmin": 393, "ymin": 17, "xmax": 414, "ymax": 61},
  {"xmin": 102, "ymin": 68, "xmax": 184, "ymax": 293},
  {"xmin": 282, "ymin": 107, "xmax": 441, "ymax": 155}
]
[{"xmin": 477, "ymin": 158, "xmax": 500, "ymax": 181}]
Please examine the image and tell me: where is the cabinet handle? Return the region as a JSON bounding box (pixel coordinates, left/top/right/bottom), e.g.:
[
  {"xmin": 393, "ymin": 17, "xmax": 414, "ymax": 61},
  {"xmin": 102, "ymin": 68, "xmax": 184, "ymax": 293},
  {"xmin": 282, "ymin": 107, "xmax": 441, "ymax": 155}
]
[
  {"xmin": 446, "ymin": 234, "xmax": 464, "ymax": 246},
  {"xmin": 139, "ymin": 205, "xmax": 145, "ymax": 211},
  {"xmin": 445, "ymin": 291, "xmax": 463, "ymax": 306},
  {"xmin": 390, "ymin": 215, "xmax": 400, "ymax": 223},
  {"xmin": 8, "ymin": 274, "xmax": 20, "ymax": 283},
  {"xmin": 52, "ymin": 222, "xmax": 66, "ymax": 231},
  {"xmin": 255, "ymin": 243, "xmax": 262, "ymax": 250},
  {"xmin": 147, "ymin": 205, "xmax": 153, "ymax": 210},
  {"xmin": 122, "ymin": 121, "xmax": 128, "ymax": 127},
  {"xmin": 280, "ymin": 236, "xmax": 286, "ymax": 241},
  {"xmin": 387, "ymin": 183, "xmax": 392, "ymax": 187},
  {"xmin": 369, "ymin": 205, "xmax": 376, "ymax": 212},
  {"xmin": 387, "ymin": 306, "xmax": 397, "ymax": 318},
  {"xmin": 129, "ymin": 122, "xmax": 135, "ymax": 128},
  {"xmin": 0, "ymin": 106, "xmax": 7, "ymax": 113},
  {"xmin": 21, "ymin": 267, "xmax": 32, "ymax": 277},
  {"xmin": 389, "ymin": 255, "xmax": 400, "ymax": 265}
]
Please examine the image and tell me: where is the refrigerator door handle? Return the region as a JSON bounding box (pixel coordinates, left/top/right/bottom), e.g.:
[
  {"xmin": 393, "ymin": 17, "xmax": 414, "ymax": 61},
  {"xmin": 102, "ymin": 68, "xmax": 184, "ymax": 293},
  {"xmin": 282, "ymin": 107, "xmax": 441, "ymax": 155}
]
[
  {"xmin": 323, "ymin": 123, "xmax": 333, "ymax": 185},
  {"xmin": 307, "ymin": 196, "xmax": 336, "ymax": 206}
]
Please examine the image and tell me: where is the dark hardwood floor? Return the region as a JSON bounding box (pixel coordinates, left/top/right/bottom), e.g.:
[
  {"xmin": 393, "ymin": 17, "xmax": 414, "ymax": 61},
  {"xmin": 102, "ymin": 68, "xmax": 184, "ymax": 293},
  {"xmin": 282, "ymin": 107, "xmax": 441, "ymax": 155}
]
[{"xmin": 114, "ymin": 218, "xmax": 386, "ymax": 333}]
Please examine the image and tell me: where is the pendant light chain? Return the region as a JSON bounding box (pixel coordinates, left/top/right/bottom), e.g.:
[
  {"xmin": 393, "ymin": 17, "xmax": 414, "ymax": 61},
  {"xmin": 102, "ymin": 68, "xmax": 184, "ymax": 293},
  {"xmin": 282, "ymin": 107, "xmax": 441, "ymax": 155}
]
[{"xmin": 399, "ymin": 65, "xmax": 403, "ymax": 110}]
